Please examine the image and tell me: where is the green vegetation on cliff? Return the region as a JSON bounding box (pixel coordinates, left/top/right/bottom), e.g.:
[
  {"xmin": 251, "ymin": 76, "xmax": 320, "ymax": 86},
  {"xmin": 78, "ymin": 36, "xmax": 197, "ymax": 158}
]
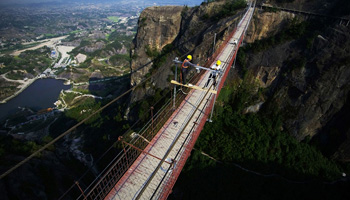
[
  {"xmin": 215, "ymin": 0, "xmax": 247, "ymax": 20},
  {"xmin": 201, "ymin": 0, "xmax": 247, "ymax": 20},
  {"xmin": 0, "ymin": 136, "xmax": 43, "ymax": 159},
  {"xmin": 196, "ymin": 76, "xmax": 342, "ymax": 179},
  {"xmin": 172, "ymin": 73, "xmax": 347, "ymax": 199},
  {"xmin": 244, "ymin": 18, "xmax": 309, "ymax": 54}
]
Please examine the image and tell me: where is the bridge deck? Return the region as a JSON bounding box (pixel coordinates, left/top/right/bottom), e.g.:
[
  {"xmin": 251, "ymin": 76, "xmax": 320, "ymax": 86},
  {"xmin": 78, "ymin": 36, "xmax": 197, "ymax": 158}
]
[{"xmin": 105, "ymin": 5, "xmax": 255, "ymax": 200}]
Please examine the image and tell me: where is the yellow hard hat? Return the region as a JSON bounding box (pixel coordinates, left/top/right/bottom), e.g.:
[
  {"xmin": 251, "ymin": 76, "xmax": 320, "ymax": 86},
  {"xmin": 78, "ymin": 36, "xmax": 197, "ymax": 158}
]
[
  {"xmin": 187, "ymin": 55, "xmax": 192, "ymax": 60},
  {"xmin": 216, "ymin": 60, "xmax": 221, "ymax": 65}
]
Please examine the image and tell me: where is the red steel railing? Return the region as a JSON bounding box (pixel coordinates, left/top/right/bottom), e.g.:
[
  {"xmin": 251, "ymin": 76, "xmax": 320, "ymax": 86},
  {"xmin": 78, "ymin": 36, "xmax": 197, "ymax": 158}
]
[{"xmin": 156, "ymin": 7, "xmax": 253, "ymax": 199}]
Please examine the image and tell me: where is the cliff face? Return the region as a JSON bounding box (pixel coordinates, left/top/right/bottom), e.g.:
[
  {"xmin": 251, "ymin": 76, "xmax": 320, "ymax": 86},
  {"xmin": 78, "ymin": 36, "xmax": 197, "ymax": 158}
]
[
  {"xmin": 246, "ymin": 10, "xmax": 296, "ymax": 43},
  {"xmin": 258, "ymin": 26, "xmax": 350, "ymax": 140},
  {"xmin": 265, "ymin": 0, "xmax": 335, "ymax": 14},
  {"xmin": 129, "ymin": 6, "xmax": 183, "ymax": 103},
  {"xmin": 244, "ymin": 6, "xmax": 350, "ymax": 159},
  {"xmin": 130, "ymin": 6, "xmax": 183, "ymax": 87},
  {"xmin": 130, "ymin": 2, "xmax": 241, "ymax": 102}
]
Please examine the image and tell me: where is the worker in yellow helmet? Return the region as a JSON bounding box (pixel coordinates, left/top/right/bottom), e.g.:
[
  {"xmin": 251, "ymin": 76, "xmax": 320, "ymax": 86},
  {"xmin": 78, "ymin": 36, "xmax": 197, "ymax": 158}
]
[
  {"xmin": 181, "ymin": 55, "xmax": 198, "ymax": 86},
  {"xmin": 204, "ymin": 60, "xmax": 222, "ymax": 88}
]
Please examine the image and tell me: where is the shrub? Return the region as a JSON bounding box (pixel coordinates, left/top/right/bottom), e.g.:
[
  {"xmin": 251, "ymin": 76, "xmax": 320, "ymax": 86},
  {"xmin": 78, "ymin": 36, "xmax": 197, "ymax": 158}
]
[
  {"xmin": 214, "ymin": 0, "xmax": 246, "ymax": 20},
  {"xmin": 145, "ymin": 45, "xmax": 160, "ymax": 58}
]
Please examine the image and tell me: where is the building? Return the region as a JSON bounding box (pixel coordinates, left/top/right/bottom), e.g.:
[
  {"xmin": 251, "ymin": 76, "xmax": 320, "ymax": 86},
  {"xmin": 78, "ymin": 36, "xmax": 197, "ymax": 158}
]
[{"xmin": 51, "ymin": 50, "xmax": 57, "ymax": 58}]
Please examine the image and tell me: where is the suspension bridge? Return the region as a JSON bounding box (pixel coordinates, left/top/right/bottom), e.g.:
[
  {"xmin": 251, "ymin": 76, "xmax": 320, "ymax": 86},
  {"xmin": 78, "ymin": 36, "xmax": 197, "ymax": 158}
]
[
  {"xmin": 2, "ymin": 1, "xmax": 349, "ymax": 199},
  {"xmin": 77, "ymin": 3, "xmax": 256, "ymax": 200},
  {"xmin": 0, "ymin": 1, "xmax": 256, "ymax": 200}
]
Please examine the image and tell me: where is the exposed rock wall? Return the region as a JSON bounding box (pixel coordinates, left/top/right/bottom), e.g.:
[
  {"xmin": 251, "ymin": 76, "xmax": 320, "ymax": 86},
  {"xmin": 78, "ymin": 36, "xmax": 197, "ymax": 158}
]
[
  {"xmin": 246, "ymin": 10, "xmax": 296, "ymax": 43},
  {"xmin": 279, "ymin": 31, "xmax": 350, "ymax": 140},
  {"xmin": 130, "ymin": 6, "xmax": 183, "ymax": 87},
  {"xmin": 244, "ymin": 7, "xmax": 350, "ymax": 160},
  {"xmin": 265, "ymin": 0, "xmax": 335, "ymax": 14}
]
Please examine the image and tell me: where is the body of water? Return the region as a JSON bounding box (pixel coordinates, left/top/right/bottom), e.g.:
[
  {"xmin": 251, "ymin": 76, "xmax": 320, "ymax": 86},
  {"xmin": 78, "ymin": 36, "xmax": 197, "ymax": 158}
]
[{"xmin": 0, "ymin": 78, "xmax": 71, "ymax": 121}]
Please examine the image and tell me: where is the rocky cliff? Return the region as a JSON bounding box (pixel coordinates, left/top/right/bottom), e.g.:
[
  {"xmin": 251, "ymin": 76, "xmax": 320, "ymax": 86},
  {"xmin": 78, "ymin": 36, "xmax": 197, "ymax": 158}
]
[
  {"xmin": 130, "ymin": 6, "xmax": 183, "ymax": 87},
  {"xmin": 243, "ymin": 3, "xmax": 350, "ymax": 160},
  {"xmin": 264, "ymin": 0, "xmax": 340, "ymax": 15},
  {"xmin": 130, "ymin": 1, "xmax": 242, "ymax": 102},
  {"xmin": 246, "ymin": 10, "xmax": 296, "ymax": 43}
]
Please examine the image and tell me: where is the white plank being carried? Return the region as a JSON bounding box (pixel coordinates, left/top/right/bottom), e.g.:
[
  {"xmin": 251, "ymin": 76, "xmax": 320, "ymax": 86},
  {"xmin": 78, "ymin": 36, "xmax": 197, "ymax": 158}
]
[{"xmin": 170, "ymin": 80, "xmax": 217, "ymax": 94}]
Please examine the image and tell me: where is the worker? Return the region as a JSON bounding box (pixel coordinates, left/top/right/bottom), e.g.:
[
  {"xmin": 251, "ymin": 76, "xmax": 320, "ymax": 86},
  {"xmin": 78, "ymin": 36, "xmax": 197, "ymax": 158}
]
[
  {"xmin": 203, "ymin": 60, "xmax": 221, "ymax": 88},
  {"xmin": 181, "ymin": 55, "xmax": 198, "ymax": 86}
]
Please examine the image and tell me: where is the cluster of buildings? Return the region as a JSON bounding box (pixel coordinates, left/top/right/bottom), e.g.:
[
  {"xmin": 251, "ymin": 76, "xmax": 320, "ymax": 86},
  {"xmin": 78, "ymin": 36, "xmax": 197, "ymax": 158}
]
[{"xmin": 39, "ymin": 48, "xmax": 87, "ymax": 78}]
